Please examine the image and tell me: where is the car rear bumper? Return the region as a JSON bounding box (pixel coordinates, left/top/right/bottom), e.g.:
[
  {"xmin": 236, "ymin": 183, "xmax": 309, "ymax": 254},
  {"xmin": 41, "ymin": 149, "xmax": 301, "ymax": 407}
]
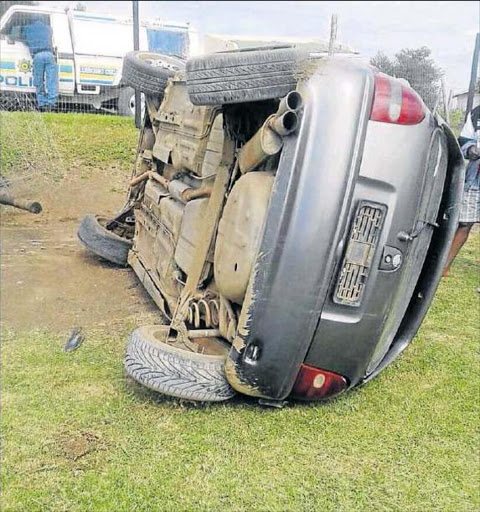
[{"xmin": 225, "ymin": 58, "xmax": 375, "ymax": 399}]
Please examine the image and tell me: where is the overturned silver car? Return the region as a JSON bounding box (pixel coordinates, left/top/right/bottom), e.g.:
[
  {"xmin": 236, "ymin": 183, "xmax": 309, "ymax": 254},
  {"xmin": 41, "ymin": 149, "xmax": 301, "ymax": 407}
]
[{"xmin": 78, "ymin": 47, "xmax": 464, "ymax": 403}]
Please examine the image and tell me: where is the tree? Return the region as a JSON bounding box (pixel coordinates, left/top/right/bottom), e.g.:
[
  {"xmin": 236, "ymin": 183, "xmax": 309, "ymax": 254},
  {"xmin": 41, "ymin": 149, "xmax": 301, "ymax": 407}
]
[
  {"xmin": 74, "ymin": 2, "xmax": 87, "ymax": 11},
  {"xmin": 0, "ymin": 1, "xmax": 38, "ymax": 18},
  {"xmin": 370, "ymin": 52, "xmax": 395, "ymax": 77},
  {"xmin": 370, "ymin": 46, "xmax": 442, "ymax": 110}
]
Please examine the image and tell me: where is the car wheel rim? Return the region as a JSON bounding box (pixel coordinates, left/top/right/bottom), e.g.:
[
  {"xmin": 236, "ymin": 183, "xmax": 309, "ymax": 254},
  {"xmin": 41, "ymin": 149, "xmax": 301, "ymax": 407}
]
[{"xmin": 136, "ymin": 52, "xmax": 184, "ymax": 72}]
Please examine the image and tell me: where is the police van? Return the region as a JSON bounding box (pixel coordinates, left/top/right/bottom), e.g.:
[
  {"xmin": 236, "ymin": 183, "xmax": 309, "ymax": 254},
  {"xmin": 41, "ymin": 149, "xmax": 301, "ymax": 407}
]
[{"xmin": 0, "ymin": 5, "xmax": 234, "ymax": 115}]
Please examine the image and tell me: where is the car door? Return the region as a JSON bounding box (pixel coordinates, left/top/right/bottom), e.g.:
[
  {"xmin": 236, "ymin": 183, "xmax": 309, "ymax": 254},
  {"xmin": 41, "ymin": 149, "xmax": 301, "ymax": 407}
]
[
  {"xmin": 0, "ymin": 10, "xmax": 73, "ymax": 96},
  {"xmin": 71, "ymin": 14, "xmax": 148, "ymax": 94},
  {"xmin": 50, "ymin": 12, "xmax": 75, "ymax": 95}
]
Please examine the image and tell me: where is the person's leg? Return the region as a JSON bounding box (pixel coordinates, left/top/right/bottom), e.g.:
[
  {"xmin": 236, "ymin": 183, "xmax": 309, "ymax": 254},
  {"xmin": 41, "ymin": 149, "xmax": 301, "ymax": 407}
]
[
  {"xmin": 442, "ymin": 223, "xmax": 473, "ymax": 277},
  {"xmin": 32, "ymin": 53, "xmax": 47, "ymax": 108},
  {"xmin": 45, "ymin": 52, "xmax": 59, "ymax": 107}
]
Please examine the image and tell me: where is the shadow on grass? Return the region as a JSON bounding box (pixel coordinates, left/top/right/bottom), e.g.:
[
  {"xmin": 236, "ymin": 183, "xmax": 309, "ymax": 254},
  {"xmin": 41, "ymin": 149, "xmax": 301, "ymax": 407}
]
[{"xmin": 122, "ymin": 370, "xmax": 371, "ymax": 413}]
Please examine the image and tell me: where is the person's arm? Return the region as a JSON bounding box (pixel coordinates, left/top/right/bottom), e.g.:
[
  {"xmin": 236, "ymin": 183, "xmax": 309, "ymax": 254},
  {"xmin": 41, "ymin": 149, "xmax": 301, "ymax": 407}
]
[
  {"xmin": 459, "ymin": 112, "xmax": 479, "ymax": 159},
  {"xmin": 463, "ymin": 144, "xmax": 480, "ymax": 161}
]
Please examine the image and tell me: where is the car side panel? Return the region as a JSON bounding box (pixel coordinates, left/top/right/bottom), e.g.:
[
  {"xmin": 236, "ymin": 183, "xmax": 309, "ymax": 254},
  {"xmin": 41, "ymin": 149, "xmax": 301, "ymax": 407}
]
[
  {"xmin": 362, "ymin": 121, "xmax": 465, "ymax": 382},
  {"xmin": 304, "ymin": 116, "xmax": 445, "ymax": 386}
]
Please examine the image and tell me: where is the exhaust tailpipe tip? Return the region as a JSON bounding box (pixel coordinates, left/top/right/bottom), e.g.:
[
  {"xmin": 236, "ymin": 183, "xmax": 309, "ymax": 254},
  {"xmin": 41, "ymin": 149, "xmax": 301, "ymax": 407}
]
[
  {"xmin": 285, "ymin": 91, "xmax": 303, "ymax": 112},
  {"xmin": 270, "ymin": 111, "xmax": 298, "ymax": 136},
  {"xmin": 278, "ymin": 91, "xmax": 303, "ymax": 115}
]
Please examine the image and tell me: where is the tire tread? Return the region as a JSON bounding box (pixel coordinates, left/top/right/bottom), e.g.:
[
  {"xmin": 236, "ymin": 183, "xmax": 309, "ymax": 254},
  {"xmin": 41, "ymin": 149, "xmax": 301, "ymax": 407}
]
[
  {"xmin": 185, "ymin": 47, "xmax": 305, "ymax": 105},
  {"xmin": 125, "ymin": 329, "xmax": 235, "ymax": 402}
]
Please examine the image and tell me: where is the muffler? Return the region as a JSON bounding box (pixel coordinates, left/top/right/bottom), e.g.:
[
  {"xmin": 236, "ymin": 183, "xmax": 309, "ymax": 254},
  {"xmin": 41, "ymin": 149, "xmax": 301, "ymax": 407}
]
[{"xmin": 238, "ymin": 91, "xmax": 303, "ymax": 174}]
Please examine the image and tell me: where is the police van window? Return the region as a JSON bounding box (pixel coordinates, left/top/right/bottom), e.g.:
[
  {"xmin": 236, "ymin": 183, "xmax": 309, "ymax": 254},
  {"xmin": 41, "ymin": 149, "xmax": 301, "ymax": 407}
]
[
  {"xmin": 1, "ymin": 12, "xmax": 50, "ymax": 39},
  {"xmin": 147, "ymin": 29, "xmax": 187, "ymax": 58}
]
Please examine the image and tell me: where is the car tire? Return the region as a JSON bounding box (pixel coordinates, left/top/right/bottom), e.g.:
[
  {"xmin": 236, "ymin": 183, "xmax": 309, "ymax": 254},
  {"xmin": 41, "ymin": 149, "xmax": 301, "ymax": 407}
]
[
  {"xmin": 186, "ymin": 46, "xmax": 306, "ymax": 105},
  {"xmin": 125, "ymin": 325, "xmax": 236, "ymax": 402},
  {"xmin": 122, "ymin": 51, "xmax": 185, "ymax": 96},
  {"xmin": 77, "ymin": 214, "xmax": 132, "ymax": 266}
]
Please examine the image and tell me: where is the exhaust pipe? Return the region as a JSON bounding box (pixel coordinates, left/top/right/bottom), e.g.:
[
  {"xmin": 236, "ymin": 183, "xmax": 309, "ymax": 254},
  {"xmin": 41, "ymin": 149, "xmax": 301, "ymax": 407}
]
[
  {"xmin": 129, "ymin": 172, "xmax": 212, "ymax": 203},
  {"xmin": 269, "ymin": 110, "xmax": 298, "ymax": 137},
  {"xmin": 277, "ymin": 90, "xmax": 303, "ymax": 116},
  {"xmin": 238, "ymin": 92, "xmax": 302, "ymax": 174}
]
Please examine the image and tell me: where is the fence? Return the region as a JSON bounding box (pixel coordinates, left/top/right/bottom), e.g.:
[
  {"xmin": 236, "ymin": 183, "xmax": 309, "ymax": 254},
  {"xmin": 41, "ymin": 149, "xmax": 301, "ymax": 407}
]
[{"xmin": 0, "ymin": 2, "xmax": 174, "ymax": 117}]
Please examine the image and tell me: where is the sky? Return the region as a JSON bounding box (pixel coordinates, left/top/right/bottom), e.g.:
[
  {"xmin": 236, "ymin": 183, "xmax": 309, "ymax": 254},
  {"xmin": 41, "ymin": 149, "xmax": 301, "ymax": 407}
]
[{"xmin": 41, "ymin": 0, "xmax": 479, "ymax": 94}]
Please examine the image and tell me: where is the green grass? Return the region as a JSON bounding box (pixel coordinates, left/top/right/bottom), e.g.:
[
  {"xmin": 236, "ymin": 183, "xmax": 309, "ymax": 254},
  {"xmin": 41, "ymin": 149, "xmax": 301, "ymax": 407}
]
[
  {"xmin": 2, "ymin": 232, "xmax": 479, "ymax": 512},
  {"xmin": 449, "ymin": 109, "xmax": 465, "ymax": 137},
  {"xmin": 0, "ymin": 111, "xmax": 138, "ymax": 179},
  {"xmin": 1, "ymin": 111, "xmax": 479, "ymax": 511}
]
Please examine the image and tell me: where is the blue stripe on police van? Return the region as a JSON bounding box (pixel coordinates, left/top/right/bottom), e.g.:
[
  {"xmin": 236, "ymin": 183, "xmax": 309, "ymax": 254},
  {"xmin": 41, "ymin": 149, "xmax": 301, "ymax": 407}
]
[
  {"xmin": 60, "ymin": 65, "xmax": 73, "ymax": 73},
  {"xmin": 59, "ymin": 78, "xmax": 74, "ymax": 82},
  {"xmin": 0, "ymin": 62, "xmax": 15, "ymax": 69}
]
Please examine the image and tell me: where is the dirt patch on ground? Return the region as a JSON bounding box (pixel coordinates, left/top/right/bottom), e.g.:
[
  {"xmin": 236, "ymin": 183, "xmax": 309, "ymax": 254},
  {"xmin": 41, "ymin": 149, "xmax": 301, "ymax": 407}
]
[
  {"xmin": 1, "ymin": 170, "xmax": 159, "ymax": 333},
  {"xmin": 57, "ymin": 430, "xmax": 104, "ymax": 461},
  {"xmin": 2, "ymin": 166, "xmax": 131, "ymax": 225}
]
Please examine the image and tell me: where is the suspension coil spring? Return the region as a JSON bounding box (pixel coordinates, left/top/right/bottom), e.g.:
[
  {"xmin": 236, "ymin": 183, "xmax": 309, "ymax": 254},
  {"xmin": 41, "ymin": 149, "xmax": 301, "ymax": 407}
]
[{"xmin": 187, "ymin": 298, "xmax": 220, "ymax": 329}]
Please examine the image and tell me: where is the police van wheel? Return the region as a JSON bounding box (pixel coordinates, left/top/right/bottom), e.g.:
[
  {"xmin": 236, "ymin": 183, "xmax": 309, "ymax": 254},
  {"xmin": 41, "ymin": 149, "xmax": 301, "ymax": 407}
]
[
  {"xmin": 117, "ymin": 87, "xmax": 145, "ymax": 117},
  {"xmin": 122, "ymin": 51, "xmax": 185, "ymax": 96}
]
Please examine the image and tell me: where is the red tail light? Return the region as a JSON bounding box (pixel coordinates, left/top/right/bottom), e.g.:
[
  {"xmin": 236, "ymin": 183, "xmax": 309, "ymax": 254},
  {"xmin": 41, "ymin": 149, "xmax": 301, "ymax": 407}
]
[
  {"xmin": 291, "ymin": 364, "xmax": 348, "ymax": 401},
  {"xmin": 370, "ymin": 73, "xmax": 426, "ymax": 125}
]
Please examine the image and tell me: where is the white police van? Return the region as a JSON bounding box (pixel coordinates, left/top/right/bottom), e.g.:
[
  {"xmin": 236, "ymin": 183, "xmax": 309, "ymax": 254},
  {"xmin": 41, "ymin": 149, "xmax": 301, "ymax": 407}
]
[{"xmin": 0, "ymin": 5, "xmax": 234, "ymax": 115}]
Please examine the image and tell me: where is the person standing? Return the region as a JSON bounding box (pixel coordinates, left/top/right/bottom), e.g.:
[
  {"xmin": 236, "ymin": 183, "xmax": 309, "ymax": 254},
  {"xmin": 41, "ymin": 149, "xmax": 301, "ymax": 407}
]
[
  {"xmin": 443, "ymin": 105, "xmax": 480, "ymax": 277},
  {"xmin": 22, "ymin": 17, "xmax": 58, "ymax": 110}
]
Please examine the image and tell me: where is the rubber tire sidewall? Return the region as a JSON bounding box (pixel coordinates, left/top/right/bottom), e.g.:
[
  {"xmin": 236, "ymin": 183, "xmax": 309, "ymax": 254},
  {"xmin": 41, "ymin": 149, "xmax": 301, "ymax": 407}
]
[
  {"xmin": 122, "ymin": 51, "xmax": 184, "ymax": 96},
  {"xmin": 77, "ymin": 214, "xmax": 132, "ymax": 266},
  {"xmin": 125, "ymin": 325, "xmax": 235, "ymax": 402}
]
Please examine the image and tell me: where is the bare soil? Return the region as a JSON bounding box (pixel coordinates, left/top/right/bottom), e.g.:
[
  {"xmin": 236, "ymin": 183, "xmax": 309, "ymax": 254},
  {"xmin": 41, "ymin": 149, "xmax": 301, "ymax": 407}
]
[{"xmin": 0, "ymin": 169, "xmax": 159, "ymax": 333}]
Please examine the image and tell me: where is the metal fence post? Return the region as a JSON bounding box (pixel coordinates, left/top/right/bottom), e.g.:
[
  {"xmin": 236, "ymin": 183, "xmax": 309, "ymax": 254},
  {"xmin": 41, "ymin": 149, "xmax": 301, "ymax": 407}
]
[
  {"xmin": 328, "ymin": 14, "xmax": 338, "ymax": 57},
  {"xmin": 132, "ymin": 0, "xmax": 141, "ymax": 128},
  {"xmin": 441, "ymin": 78, "xmax": 450, "ymax": 124},
  {"xmin": 465, "ymin": 32, "xmax": 480, "ymax": 121}
]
